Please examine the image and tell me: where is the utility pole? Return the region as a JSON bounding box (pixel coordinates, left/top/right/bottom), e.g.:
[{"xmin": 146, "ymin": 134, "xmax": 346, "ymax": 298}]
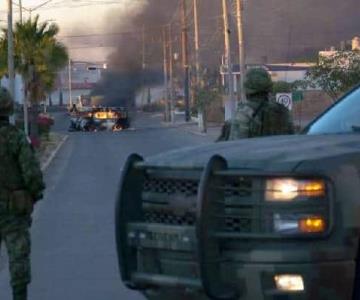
[
  {"xmin": 168, "ymin": 24, "xmax": 175, "ymax": 123},
  {"xmin": 59, "ymin": 71, "xmax": 63, "ymax": 106},
  {"xmin": 162, "ymin": 27, "xmax": 169, "ymax": 122},
  {"xmin": 181, "ymin": 0, "xmax": 190, "ymax": 122},
  {"xmin": 142, "ymin": 25, "xmax": 146, "ymax": 70},
  {"xmin": 68, "ymin": 58, "xmax": 73, "ymax": 107},
  {"xmin": 141, "ymin": 24, "xmax": 146, "ymax": 106},
  {"xmin": 193, "ymin": 0, "xmax": 200, "ymax": 85},
  {"xmin": 19, "ymin": 0, "xmax": 28, "ymax": 135},
  {"xmin": 193, "ymin": 0, "xmax": 205, "ymax": 131},
  {"xmin": 23, "ymin": 66, "xmax": 34, "ymax": 136},
  {"xmin": 23, "ymin": 92, "xmax": 29, "ymax": 135},
  {"xmin": 19, "ymin": 0, "xmax": 23, "ymax": 23},
  {"xmin": 222, "ymin": 0, "xmax": 236, "ymax": 121},
  {"xmin": 236, "ymin": 0, "xmax": 246, "ymax": 103},
  {"xmin": 7, "ymin": 0, "xmax": 15, "ymax": 125}
]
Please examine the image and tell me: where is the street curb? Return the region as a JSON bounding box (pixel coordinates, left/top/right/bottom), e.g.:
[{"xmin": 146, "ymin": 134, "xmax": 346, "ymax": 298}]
[
  {"xmin": 175, "ymin": 123, "xmax": 222, "ymax": 139},
  {"xmin": 41, "ymin": 135, "xmax": 68, "ymax": 171},
  {"xmin": 161, "ymin": 121, "xmax": 197, "ymax": 128},
  {"xmin": 161, "ymin": 120, "xmax": 222, "ymax": 140},
  {"xmin": 183, "ymin": 127, "xmax": 208, "ymax": 136}
]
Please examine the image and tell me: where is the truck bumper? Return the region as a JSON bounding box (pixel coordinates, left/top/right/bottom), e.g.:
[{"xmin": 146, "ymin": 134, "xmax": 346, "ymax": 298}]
[{"xmin": 140, "ymin": 260, "xmax": 355, "ymax": 300}]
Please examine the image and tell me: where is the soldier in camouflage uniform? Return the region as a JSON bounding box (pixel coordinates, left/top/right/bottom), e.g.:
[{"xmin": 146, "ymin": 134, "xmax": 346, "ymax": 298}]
[
  {"xmin": 0, "ymin": 88, "xmax": 45, "ymax": 300},
  {"xmin": 218, "ymin": 68, "xmax": 294, "ymax": 141}
]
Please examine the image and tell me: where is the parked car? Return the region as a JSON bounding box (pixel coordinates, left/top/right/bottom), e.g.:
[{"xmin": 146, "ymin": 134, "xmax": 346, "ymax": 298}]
[{"xmin": 116, "ymin": 85, "xmax": 360, "ymax": 300}]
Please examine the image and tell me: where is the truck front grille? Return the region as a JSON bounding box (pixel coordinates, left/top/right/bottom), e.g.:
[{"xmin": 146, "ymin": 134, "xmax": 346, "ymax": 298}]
[
  {"xmin": 142, "ymin": 176, "xmax": 258, "ymax": 231},
  {"xmin": 216, "ymin": 176, "xmax": 262, "ymax": 234},
  {"xmin": 223, "ymin": 177, "xmax": 253, "ymax": 198},
  {"xmin": 144, "ymin": 210, "xmax": 196, "ymax": 226},
  {"xmin": 143, "ymin": 178, "xmax": 198, "ymax": 197},
  {"xmin": 225, "ymin": 216, "xmax": 252, "ymax": 233},
  {"xmin": 142, "ymin": 175, "xmax": 199, "ymax": 226}
]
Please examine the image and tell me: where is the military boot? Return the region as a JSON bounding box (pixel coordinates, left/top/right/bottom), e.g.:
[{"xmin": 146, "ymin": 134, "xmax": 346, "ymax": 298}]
[{"xmin": 13, "ymin": 285, "xmax": 27, "ymax": 300}]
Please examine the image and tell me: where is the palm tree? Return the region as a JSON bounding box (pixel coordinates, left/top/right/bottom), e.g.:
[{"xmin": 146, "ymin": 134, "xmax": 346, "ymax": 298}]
[{"xmin": 0, "ymin": 16, "xmax": 68, "ymax": 138}]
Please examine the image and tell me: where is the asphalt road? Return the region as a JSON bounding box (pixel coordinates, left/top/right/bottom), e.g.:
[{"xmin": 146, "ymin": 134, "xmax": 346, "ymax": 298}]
[{"xmin": 0, "ymin": 112, "xmax": 215, "ymax": 300}]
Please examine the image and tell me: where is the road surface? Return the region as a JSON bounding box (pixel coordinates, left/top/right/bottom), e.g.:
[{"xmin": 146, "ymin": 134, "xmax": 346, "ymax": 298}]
[{"xmin": 0, "ymin": 112, "xmax": 215, "ymax": 300}]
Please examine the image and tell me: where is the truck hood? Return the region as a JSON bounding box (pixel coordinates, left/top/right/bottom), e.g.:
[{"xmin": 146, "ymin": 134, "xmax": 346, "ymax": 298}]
[{"xmin": 144, "ymin": 134, "xmax": 360, "ymax": 172}]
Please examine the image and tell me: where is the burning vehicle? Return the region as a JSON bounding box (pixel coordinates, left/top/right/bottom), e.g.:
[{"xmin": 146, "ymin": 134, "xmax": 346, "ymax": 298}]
[
  {"xmin": 69, "ymin": 106, "xmax": 130, "ymax": 132},
  {"xmin": 110, "ymin": 107, "xmax": 131, "ymax": 131},
  {"xmin": 115, "ymin": 85, "xmax": 360, "ymax": 300}
]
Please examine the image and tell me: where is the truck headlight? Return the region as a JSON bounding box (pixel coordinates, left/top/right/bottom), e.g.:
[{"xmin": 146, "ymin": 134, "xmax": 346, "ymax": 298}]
[
  {"xmin": 298, "ymin": 216, "xmax": 326, "ymax": 233},
  {"xmin": 266, "ymin": 179, "xmax": 325, "ymax": 202},
  {"xmin": 274, "ymin": 214, "xmax": 327, "ymax": 234},
  {"xmin": 274, "ymin": 274, "xmax": 304, "ymax": 292}
]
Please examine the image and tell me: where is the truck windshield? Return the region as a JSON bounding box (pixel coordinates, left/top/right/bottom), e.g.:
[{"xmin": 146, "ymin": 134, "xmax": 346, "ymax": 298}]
[{"xmin": 306, "ymin": 87, "xmax": 360, "ymax": 135}]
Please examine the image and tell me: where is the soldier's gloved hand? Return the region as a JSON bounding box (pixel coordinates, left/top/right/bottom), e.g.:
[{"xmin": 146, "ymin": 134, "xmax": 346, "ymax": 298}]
[
  {"xmin": 9, "ymin": 191, "xmax": 34, "ymax": 215},
  {"xmin": 33, "ymin": 193, "xmax": 44, "ymax": 203}
]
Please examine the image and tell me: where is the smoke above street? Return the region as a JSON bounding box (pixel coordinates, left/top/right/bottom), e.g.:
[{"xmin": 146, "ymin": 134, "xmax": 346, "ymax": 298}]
[
  {"xmin": 91, "ymin": 0, "xmax": 360, "ymax": 106},
  {"xmin": 90, "ymin": 0, "xmax": 179, "ymax": 106}
]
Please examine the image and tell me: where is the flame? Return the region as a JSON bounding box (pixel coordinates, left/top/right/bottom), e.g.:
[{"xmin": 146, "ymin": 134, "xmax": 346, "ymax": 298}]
[{"xmin": 113, "ymin": 126, "xmax": 123, "ymax": 132}]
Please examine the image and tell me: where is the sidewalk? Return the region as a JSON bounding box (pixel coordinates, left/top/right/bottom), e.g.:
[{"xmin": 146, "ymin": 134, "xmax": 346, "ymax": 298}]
[
  {"xmin": 162, "ymin": 118, "xmax": 222, "ymax": 142},
  {"xmin": 181, "ymin": 122, "xmax": 222, "ymax": 141},
  {"xmin": 137, "ymin": 111, "xmax": 222, "ymax": 142}
]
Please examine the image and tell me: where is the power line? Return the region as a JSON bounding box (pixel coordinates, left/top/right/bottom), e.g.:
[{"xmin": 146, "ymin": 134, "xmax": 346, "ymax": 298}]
[
  {"xmin": 168, "ymin": 0, "xmax": 181, "ymax": 26},
  {"xmin": 59, "ymin": 31, "xmax": 219, "ymax": 42},
  {"xmin": 8, "ymin": 0, "xmax": 144, "ymax": 15},
  {"xmin": 12, "ymin": 0, "xmax": 57, "ymax": 12},
  {"xmin": 29, "ymin": 0, "xmax": 142, "ymax": 10},
  {"xmin": 59, "ymin": 27, "xmax": 169, "ymax": 39},
  {"xmin": 67, "ymin": 45, "xmax": 117, "ymax": 49}
]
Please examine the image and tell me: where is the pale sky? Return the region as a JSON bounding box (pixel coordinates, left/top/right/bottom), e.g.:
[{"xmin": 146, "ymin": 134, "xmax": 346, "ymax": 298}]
[{"xmin": 0, "ymin": 0, "xmax": 148, "ymax": 61}]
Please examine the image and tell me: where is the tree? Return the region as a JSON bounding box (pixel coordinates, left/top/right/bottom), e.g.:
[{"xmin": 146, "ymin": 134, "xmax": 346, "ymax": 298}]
[
  {"xmin": 0, "ymin": 16, "xmax": 68, "ymax": 138},
  {"xmin": 272, "ymin": 81, "xmax": 294, "ymax": 94},
  {"xmin": 193, "ymin": 69, "xmax": 221, "ymax": 133},
  {"xmin": 306, "ymin": 51, "xmax": 360, "ymax": 101}
]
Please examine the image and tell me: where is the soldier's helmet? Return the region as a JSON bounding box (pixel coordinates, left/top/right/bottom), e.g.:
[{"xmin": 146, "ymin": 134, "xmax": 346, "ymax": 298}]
[
  {"xmin": 0, "ymin": 88, "xmax": 14, "ymax": 116},
  {"xmin": 245, "ymin": 68, "xmax": 273, "ymax": 96}
]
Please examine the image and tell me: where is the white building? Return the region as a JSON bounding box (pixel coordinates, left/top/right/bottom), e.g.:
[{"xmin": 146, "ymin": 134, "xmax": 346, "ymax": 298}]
[
  {"xmin": 319, "ymin": 36, "xmax": 360, "ymax": 59},
  {"xmin": 352, "ymin": 36, "xmax": 360, "ymax": 51},
  {"xmin": 264, "ymin": 64, "xmax": 312, "ymax": 83},
  {"xmin": 50, "ymin": 61, "xmax": 106, "ymax": 105},
  {"xmin": 0, "ymin": 74, "xmax": 25, "ymax": 104},
  {"xmin": 220, "ymin": 63, "xmax": 313, "ymax": 93},
  {"xmin": 0, "ymin": 61, "xmax": 105, "ymax": 106}
]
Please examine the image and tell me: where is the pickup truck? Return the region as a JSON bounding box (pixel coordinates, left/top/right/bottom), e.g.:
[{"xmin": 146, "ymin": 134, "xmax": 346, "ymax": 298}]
[{"xmin": 116, "ymin": 85, "xmax": 360, "ymax": 300}]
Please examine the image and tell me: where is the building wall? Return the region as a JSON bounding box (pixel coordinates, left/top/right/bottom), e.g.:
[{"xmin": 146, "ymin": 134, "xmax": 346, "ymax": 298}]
[
  {"xmin": 0, "ymin": 62, "xmax": 101, "ymax": 106},
  {"xmin": 49, "ymin": 89, "xmax": 92, "ymax": 105},
  {"xmin": 206, "ymin": 90, "xmax": 333, "ymax": 128},
  {"xmin": 59, "ymin": 62, "xmax": 103, "ymax": 86},
  {"xmin": 52, "ymin": 62, "xmax": 104, "ymax": 105},
  {"xmin": 269, "ymin": 70, "xmax": 308, "ymax": 83},
  {"xmin": 352, "ymin": 37, "xmax": 360, "ymax": 50},
  {"xmin": 292, "ymin": 90, "xmax": 333, "ymax": 127},
  {"xmin": 221, "ymin": 66, "xmax": 312, "ymax": 93},
  {"xmin": 135, "ymin": 85, "xmax": 165, "ymax": 107},
  {"xmin": 0, "ymin": 74, "xmax": 25, "ymax": 104}
]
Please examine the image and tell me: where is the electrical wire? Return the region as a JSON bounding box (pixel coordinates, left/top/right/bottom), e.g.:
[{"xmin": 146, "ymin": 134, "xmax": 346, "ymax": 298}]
[{"xmin": 29, "ymin": 0, "xmax": 144, "ymax": 10}]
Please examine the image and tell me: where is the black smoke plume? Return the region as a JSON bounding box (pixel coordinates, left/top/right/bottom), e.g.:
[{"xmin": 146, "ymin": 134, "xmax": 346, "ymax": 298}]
[
  {"xmin": 92, "ymin": 0, "xmax": 179, "ymax": 107},
  {"xmin": 92, "ymin": 0, "xmax": 360, "ymax": 107}
]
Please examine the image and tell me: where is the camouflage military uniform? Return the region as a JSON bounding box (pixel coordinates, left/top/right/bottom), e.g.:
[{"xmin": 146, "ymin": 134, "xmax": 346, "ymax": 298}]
[
  {"xmin": 228, "ymin": 96, "xmax": 294, "ymax": 140},
  {"xmin": 0, "ymin": 88, "xmax": 45, "ymax": 300},
  {"xmin": 217, "ymin": 68, "xmax": 294, "ymax": 141}
]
